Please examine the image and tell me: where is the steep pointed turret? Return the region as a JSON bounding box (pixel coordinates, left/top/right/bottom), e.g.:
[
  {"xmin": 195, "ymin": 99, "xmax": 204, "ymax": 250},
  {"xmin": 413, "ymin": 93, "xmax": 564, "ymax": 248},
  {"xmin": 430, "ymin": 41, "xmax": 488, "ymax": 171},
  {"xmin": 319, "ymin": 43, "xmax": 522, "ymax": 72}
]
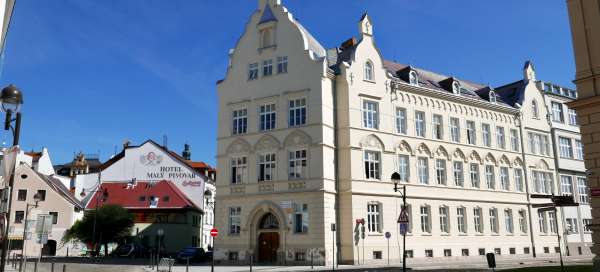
[{"xmin": 523, "ymin": 60, "xmax": 536, "ymax": 81}]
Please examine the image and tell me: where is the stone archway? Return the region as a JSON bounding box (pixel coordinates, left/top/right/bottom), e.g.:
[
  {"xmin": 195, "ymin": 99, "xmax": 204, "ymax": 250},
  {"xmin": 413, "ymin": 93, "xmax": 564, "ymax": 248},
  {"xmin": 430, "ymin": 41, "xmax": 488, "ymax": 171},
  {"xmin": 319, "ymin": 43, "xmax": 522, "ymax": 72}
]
[
  {"xmin": 257, "ymin": 213, "xmax": 280, "ymax": 263},
  {"xmin": 245, "ymin": 201, "xmax": 288, "ymax": 264}
]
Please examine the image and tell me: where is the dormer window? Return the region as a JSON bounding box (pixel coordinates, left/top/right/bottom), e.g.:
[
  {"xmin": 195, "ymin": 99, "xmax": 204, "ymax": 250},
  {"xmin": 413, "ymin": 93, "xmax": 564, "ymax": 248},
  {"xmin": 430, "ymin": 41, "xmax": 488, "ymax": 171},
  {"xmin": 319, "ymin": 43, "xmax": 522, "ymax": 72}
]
[
  {"xmin": 452, "ymin": 81, "xmax": 460, "ymax": 95},
  {"xmin": 260, "ymin": 27, "xmax": 275, "ymax": 48},
  {"xmin": 364, "ymin": 60, "xmax": 374, "ymax": 81},
  {"xmin": 489, "ymin": 91, "xmax": 497, "ymax": 103},
  {"xmin": 409, "ymin": 70, "xmax": 418, "ymax": 86}
]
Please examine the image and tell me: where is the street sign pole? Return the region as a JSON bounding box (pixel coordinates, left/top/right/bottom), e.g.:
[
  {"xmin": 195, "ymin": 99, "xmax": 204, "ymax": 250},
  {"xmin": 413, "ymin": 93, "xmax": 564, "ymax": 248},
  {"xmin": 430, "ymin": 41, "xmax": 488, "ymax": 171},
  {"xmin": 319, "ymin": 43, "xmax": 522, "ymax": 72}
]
[
  {"xmin": 384, "ymin": 232, "xmax": 391, "ymax": 265},
  {"xmin": 210, "ymin": 228, "xmax": 218, "ymax": 272}
]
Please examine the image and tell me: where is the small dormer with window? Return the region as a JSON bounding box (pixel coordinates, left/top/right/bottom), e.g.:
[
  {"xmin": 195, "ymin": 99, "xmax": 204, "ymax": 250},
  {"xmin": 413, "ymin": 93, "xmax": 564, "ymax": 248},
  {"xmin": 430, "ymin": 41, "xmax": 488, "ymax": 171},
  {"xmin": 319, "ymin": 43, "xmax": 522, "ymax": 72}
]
[
  {"xmin": 489, "ymin": 91, "xmax": 497, "ymax": 103},
  {"xmin": 409, "ymin": 70, "xmax": 418, "ymax": 86},
  {"xmin": 452, "ymin": 81, "xmax": 461, "ymax": 95},
  {"xmin": 439, "ymin": 77, "xmax": 461, "ymax": 95},
  {"xmin": 396, "ymin": 66, "xmax": 419, "ymax": 86}
]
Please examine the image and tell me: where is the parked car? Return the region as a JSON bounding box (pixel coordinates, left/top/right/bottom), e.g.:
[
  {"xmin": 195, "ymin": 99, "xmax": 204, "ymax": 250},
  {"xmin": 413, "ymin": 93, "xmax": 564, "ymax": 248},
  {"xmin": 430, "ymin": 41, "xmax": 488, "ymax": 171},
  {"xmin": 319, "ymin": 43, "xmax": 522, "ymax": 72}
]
[
  {"xmin": 110, "ymin": 243, "xmax": 149, "ymax": 258},
  {"xmin": 175, "ymin": 247, "xmax": 206, "ymax": 263}
]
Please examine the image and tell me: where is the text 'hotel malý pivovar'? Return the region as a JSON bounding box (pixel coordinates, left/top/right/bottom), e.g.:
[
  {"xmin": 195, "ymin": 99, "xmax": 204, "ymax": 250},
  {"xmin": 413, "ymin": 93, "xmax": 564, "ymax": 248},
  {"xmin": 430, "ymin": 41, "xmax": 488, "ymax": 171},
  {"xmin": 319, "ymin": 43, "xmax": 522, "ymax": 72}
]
[{"xmin": 214, "ymin": 0, "xmax": 590, "ymax": 265}]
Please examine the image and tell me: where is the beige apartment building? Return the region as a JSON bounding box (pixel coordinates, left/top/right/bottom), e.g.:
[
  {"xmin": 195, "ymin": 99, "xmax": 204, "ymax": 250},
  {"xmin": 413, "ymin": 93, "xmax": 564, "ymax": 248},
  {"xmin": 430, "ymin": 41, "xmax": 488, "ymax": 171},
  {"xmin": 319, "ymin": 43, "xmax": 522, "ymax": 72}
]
[{"xmin": 215, "ymin": 0, "xmax": 590, "ymax": 265}]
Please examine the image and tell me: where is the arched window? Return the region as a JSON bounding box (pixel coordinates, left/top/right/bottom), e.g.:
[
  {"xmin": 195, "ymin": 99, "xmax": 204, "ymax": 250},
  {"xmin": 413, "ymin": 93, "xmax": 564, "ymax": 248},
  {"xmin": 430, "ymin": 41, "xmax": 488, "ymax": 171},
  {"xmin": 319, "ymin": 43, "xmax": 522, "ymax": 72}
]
[
  {"xmin": 452, "ymin": 81, "xmax": 460, "ymax": 94},
  {"xmin": 531, "ymin": 100, "xmax": 539, "ymax": 119},
  {"xmin": 259, "ymin": 213, "xmax": 279, "ymax": 229},
  {"xmin": 489, "ymin": 91, "xmax": 497, "ymax": 103},
  {"xmin": 409, "ymin": 70, "xmax": 418, "ymax": 86},
  {"xmin": 364, "ymin": 60, "xmax": 374, "ymax": 81}
]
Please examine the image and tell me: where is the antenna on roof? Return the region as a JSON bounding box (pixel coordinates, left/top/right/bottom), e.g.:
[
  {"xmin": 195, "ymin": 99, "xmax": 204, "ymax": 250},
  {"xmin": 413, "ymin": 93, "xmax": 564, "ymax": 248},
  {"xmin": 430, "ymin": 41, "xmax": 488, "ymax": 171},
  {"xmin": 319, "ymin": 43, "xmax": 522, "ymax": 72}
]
[{"xmin": 163, "ymin": 135, "xmax": 168, "ymax": 148}]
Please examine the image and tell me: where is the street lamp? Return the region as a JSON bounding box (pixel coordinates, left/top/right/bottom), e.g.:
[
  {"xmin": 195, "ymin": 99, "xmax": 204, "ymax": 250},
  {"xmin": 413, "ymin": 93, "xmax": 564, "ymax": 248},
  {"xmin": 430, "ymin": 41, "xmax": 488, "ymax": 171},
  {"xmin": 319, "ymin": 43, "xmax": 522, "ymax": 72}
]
[
  {"xmin": 80, "ymin": 187, "xmax": 108, "ymax": 256},
  {"xmin": 391, "ymin": 172, "xmax": 408, "ymax": 272},
  {"xmin": 20, "ymin": 192, "xmax": 41, "ymax": 271},
  {"xmin": 0, "ymin": 84, "xmax": 24, "ymax": 272}
]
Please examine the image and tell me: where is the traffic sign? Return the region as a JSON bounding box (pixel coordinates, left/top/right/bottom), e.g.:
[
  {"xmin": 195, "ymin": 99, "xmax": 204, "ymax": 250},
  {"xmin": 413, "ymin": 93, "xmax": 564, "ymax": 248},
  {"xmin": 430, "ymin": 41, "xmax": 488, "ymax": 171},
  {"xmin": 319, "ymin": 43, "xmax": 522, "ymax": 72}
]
[
  {"xmin": 397, "ymin": 208, "xmax": 409, "ymax": 224},
  {"xmin": 399, "ymin": 223, "xmax": 408, "ymax": 235},
  {"xmin": 385, "ymin": 232, "xmax": 391, "ymax": 239},
  {"xmin": 210, "ymin": 228, "xmax": 218, "ymax": 237}
]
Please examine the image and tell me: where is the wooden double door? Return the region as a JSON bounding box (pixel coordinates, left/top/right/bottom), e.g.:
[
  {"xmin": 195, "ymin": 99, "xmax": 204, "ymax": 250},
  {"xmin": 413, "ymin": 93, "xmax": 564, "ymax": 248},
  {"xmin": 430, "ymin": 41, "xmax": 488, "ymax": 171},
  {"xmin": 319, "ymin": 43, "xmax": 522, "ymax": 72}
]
[{"xmin": 258, "ymin": 232, "xmax": 279, "ymax": 263}]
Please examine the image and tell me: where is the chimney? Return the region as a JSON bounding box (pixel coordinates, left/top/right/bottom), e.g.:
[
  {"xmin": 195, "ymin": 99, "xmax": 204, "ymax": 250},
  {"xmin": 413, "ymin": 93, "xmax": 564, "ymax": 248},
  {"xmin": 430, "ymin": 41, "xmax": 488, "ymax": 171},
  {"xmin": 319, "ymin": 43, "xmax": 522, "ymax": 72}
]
[
  {"xmin": 182, "ymin": 144, "xmax": 191, "ymax": 160},
  {"xmin": 341, "ymin": 37, "xmax": 356, "ymax": 50}
]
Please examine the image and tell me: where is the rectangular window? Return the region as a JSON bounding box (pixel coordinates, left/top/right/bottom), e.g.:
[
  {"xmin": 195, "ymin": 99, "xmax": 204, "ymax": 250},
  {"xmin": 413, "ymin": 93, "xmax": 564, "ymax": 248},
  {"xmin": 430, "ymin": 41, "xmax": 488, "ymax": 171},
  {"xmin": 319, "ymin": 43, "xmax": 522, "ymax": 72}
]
[
  {"xmin": 566, "ymin": 218, "xmax": 579, "ymax": 234},
  {"xmin": 262, "ymin": 59, "xmax": 273, "ymax": 76},
  {"xmin": 277, "ymin": 56, "xmax": 288, "ymax": 74},
  {"xmin": 514, "ymin": 169, "xmax": 523, "ymax": 192},
  {"xmin": 229, "ymin": 207, "xmax": 241, "ymax": 234},
  {"xmin": 288, "ymin": 98, "xmax": 307, "ymax": 127},
  {"xmin": 417, "ymin": 157, "xmax": 429, "ymax": 184},
  {"xmin": 548, "ymin": 211, "xmax": 557, "ymax": 233},
  {"xmin": 289, "ymin": 149, "xmax": 307, "ymax": 180},
  {"xmin": 561, "ymin": 176, "xmax": 573, "ymax": 196},
  {"xmin": 583, "ymin": 219, "xmax": 592, "ymax": 233},
  {"xmin": 453, "ymin": 161, "xmax": 464, "ymax": 187},
  {"xmin": 538, "ymin": 211, "xmax": 547, "ymax": 234},
  {"xmin": 439, "ymin": 206, "xmax": 449, "ymax": 233},
  {"xmin": 457, "ymin": 207, "xmax": 467, "ymax": 234},
  {"xmin": 364, "ymin": 151, "xmax": 381, "ymax": 180},
  {"xmin": 232, "ymin": 109, "xmax": 248, "ymax": 135},
  {"xmin": 578, "ymin": 177, "xmax": 589, "ymax": 204},
  {"xmin": 500, "ymin": 167, "xmax": 509, "ymax": 191},
  {"xmin": 425, "ymin": 250, "xmax": 433, "ymax": 258},
  {"xmin": 49, "ymin": 212, "xmax": 58, "ymax": 225},
  {"xmin": 482, "ymin": 124, "xmax": 491, "ymax": 147},
  {"xmin": 396, "ymin": 108, "xmax": 407, "ymax": 134},
  {"xmin": 231, "ymin": 156, "xmax": 248, "ymax": 184},
  {"xmin": 466, "ymin": 121, "xmax": 476, "ymax": 145},
  {"xmin": 505, "ymin": 209, "xmax": 514, "ymax": 234},
  {"xmin": 415, "ymin": 111, "xmax": 426, "ymax": 137},
  {"xmin": 450, "ymin": 118, "xmax": 460, "ymax": 142},
  {"xmin": 559, "ymin": 137, "xmax": 573, "ymax": 158},
  {"xmin": 37, "ymin": 190, "xmax": 46, "ymax": 201},
  {"xmin": 294, "ymin": 203, "xmax": 309, "ymax": 233},
  {"xmin": 398, "ymin": 155, "xmax": 410, "ymax": 182},
  {"xmin": 552, "ymin": 101, "xmax": 564, "ymax": 123},
  {"xmin": 473, "ymin": 208, "xmax": 483, "ymax": 234},
  {"xmin": 362, "ymin": 101, "xmax": 379, "ymax": 129},
  {"xmin": 367, "ymin": 204, "xmax": 381, "ymax": 233},
  {"xmin": 435, "ymin": 159, "xmax": 446, "ymax": 185},
  {"xmin": 533, "ymin": 171, "xmax": 553, "ymax": 194},
  {"xmin": 489, "ymin": 208, "xmax": 498, "ymax": 234},
  {"xmin": 479, "ymin": 248, "xmax": 486, "ymax": 256},
  {"xmin": 542, "ymin": 135, "xmax": 550, "ymax": 156},
  {"xmin": 462, "ymin": 249, "xmax": 469, "ymax": 256},
  {"xmin": 444, "ymin": 249, "xmax": 452, "ymax": 257},
  {"xmin": 258, "ymin": 153, "xmax": 276, "ymax": 182},
  {"xmin": 248, "ymin": 63, "xmax": 258, "ymax": 80},
  {"xmin": 519, "ymin": 210, "xmax": 528, "ymax": 233},
  {"xmin": 510, "ymin": 129, "xmax": 519, "ymax": 151},
  {"xmin": 373, "ymin": 251, "xmax": 382, "ymax": 259},
  {"xmin": 433, "ymin": 115, "xmax": 443, "ymax": 140},
  {"xmin": 485, "ymin": 165, "xmax": 495, "ymax": 189},
  {"xmin": 470, "ymin": 163, "xmax": 480, "ymax": 188},
  {"xmin": 14, "ymin": 211, "xmax": 24, "ymax": 224},
  {"xmin": 420, "ymin": 206, "xmax": 431, "ymax": 233},
  {"xmin": 496, "ymin": 127, "xmax": 506, "ymax": 149},
  {"xmin": 568, "ymin": 108, "xmax": 577, "ymax": 125},
  {"xmin": 17, "ymin": 190, "xmax": 26, "ymax": 201},
  {"xmin": 575, "ymin": 140, "xmax": 584, "ymax": 160},
  {"xmin": 259, "ymin": 104, "xmax": 276, "ymax": 131}
]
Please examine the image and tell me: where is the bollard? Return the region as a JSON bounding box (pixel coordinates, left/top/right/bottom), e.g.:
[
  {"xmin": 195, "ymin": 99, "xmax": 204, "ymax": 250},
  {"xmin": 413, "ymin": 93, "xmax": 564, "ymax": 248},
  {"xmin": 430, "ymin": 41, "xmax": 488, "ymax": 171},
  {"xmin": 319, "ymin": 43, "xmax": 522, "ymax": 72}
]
[
  {"xmin": 51, "ymin": 261, "xmax": 55, "ymax": 272},
  {"xmin": 18, "ymin": 257, "xmax": 22, "ymax": 272},
  {"xmin": 168, "ymin": 259, "xmax": 173, "ymax": 272},
  {"xmin": 62, "ymin": 264, "xmax": 66, "ymax": 272},
  {"xmin": 311, "ymin": 251, "xmax": 314, "ymax": 270},
  {"xmin": 186, "ymin": 257, "xmax": 189, "ymax": 272},
  {"xmin": 249, "ymin": 253, "xmax": 253, "ymax": 272},
  {"xmin": 34, "ymin": 259, "xmax": 38, "ymax": 272}
]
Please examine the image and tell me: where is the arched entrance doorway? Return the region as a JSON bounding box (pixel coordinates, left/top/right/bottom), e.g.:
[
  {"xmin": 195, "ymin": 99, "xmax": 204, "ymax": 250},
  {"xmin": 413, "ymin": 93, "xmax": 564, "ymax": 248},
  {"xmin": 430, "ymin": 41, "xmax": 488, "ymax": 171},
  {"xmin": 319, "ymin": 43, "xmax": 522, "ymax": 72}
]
[{"xmin": 257, "ymin": 213, "xmax": 279, "ymax": 263}]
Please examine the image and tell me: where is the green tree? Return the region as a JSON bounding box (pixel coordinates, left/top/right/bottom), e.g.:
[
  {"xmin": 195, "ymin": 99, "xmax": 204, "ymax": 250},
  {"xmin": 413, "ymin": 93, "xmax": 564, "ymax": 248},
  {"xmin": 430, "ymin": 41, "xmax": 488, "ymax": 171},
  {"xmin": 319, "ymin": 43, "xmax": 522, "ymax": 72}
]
[{"xmin": 63, "ymin": 204, "xmax": 134, "ymax": 256}]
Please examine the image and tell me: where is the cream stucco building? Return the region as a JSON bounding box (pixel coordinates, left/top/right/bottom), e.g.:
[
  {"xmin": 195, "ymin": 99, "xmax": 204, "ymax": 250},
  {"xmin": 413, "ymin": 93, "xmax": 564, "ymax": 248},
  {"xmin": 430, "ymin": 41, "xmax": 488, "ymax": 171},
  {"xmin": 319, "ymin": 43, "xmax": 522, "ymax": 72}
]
[{"xmin": 215, "ymin": 0, "xmax": 591, "ymax": 265}]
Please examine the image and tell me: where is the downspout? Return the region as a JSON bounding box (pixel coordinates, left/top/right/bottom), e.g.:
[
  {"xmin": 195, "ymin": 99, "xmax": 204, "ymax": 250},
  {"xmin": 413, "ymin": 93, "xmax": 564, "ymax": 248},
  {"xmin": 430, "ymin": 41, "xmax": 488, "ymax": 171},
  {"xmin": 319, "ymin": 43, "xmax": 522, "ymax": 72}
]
[
  {"xmin": 516, "ymin": 111, "xmax": 538, "ymax": 257},
  {"xmin": 549, "ymin": 126, "xmax": 571, "ymax": 256},
  {"xmin": 332, "ymin": 70, "xmax": 342, "ymax": 267}
]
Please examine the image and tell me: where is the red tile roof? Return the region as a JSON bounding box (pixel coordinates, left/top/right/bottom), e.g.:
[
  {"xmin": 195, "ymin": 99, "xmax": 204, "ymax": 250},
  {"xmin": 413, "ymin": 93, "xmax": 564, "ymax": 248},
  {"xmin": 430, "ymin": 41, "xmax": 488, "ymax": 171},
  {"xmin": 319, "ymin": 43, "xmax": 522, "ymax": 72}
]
[{"xmin": 86, "ymin": 180, "xmax": 199, "ymax": 210}]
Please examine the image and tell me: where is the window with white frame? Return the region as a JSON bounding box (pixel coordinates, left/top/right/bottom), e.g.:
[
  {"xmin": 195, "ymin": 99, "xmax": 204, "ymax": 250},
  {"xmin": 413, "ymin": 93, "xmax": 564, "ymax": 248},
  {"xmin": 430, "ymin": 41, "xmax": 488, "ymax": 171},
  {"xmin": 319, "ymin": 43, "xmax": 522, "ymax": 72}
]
[
  {"xmin": 232, "ymin": 109, "xmax": 248, "ymax": 135},
  {"xmin": 415, "ymin": 111, "xmax": 426, "ymax": 137},
  {"xmin": 367, "ymin": 203, "xmax": 381, "ymax": 232},
  {"xmin": 489, "ymin": 91, "xmax": 497, "ymax": 103},
  {"xmin": 559, "ymin": 137, "xmax": 573, "ymax": 158},
  {"xmin": 566, "ymin": 218, "xmax": 578, "ymax": 234},
  {"xmin": 514, "ymin": 168, "xmax": 523, "ymax": 192},
  {"xmin": 439, "ymin": 206, "xmax": 450, "ymax": 233},
  {"xmin": 578, "ymin": 177, "xmax": 589, "ymax": 204},
  {"xmin": 362, "ymin": 100, "xmax": 379, "ymax": 129},
  {"xmin": 510, "ymin": 129, "xmax": 519, "ymax": 151},
  {"xmin": 454, "ymin": 161, "xmax": 464, "ymax": 187},
  {"xmin": 548, "ymin": 211, "xmax": 557, "ymax": 233},
  {"xmin": 435, "ymin": 159, "xmax": 446, "ymax": 185},
  {"xmin": 289, "ymin": 98, "xmax": 306, "ymax": 127},
  {"xmin": 518, "ymin": 210, "xmax": 527, "ymax": 233},
  {"xmin": 289, "ymin": 149, "xmax": 307, "ymax": 180},
  {"xmin": 489, "ymin": 208, "xmax": 499, "ymax": 234},
  {"xmin": 505, "ymin": 209, "xmax": 514, "ymax": 234},
  {"xmin": 473, "ymin": 208, "xmax": 483, "ymax": 234},
  {"xmin": 538, "ymin": 211, "xmax": 547, "ymax": 233},
  {"xmin": 364, "ymin": 151, "xmax": 381, "ymax": 180},
  {"xmin": 500, "ymin": 167, "xmax": 509, "ymax": 190},
  {"xmin": 248, "ymin": 63, "xmax": 259, "ymax": 80},
  {"xmin": 396, "ymin": 108, "xmax": 407, "ymax": 134},
  {"xmin": 496, "ymin": 127, "xmax": 506, "ymax": 149},
  {"xmin": 575, "ymin": 140, "xmax": 584, "ymax": 160},
  {"xmin": 433, "ymin": 114, "xmax": 443, "ymax": 140},
  {"xmin": 263, "ymin": 59, "xmax": 273, "ymax": 76},
  {"xmin": 551, "ymin": 102, "xmax": 564, "ymax": 123},
  {"xmin": 364, "ymin": 61, "xmax": 374, "ymax": 81},
  {"xmin": 450, "ymin": 118, "xmax": 460, "ymax": 142},
  {"xmin": 485, "ymin": 165, "xmax": 495, "ymax": 189},
  {"xmin": 259, "ymin": 104, "xmax": 276, "ymax": 131},
  {"xmin": 294, "ymin": 203, "xmax": 309, "ymax": 233},
  {"xmin": 409, "ymin": 70, "xmax": 418, "ymax": 86},
  {"xmin": 420, "ymin": 205, "xmax": 431, "ymax": 233},
  {"xmin": 457, "ymin": 207, "xmax": 467, "ymax": 234},
  {"xmin": 231, "ymin": 156, "xmax": 247, "ymax": 184},
  {"xmin": 398, "ymin": 155, "xmax": 410, "ymax": 182},
  {"xmin": 533, "ymin": 171, "xmax": 553, "ymax": 194},
  {"xmin": 470, "ymin": 163, "xmax": 480, "ymax": 188},
  {"xmin": 466, "ymin": 121, "xmax": 476, "ymax": 145},
  {"xmin": 568, "ymin": 108, "xmax": 577, "ymax": 125},
  {"xmin": 482, "ymin": 124, "xmax": 491, "ymax": 147},
  {"xmin": 258, "ymin": 153, "xmax": 276, "ymax": 182},
  {"xmin": 560, "ymin": 176, "xmax": 573, "ymax": 196},
  {"xmin": 277, "ymin": 56, "xmax": 288, "ymax": 74},
  {"xmin": 417, "ymin": 157, "xmax": 429, "ymax": 184},
  {"xmin": 452, "ymin": 81, "xmax": 460, "ymax": 94},
  {"xmin": 229, "ymin": 207, "xmax": 241, "ymax": 234},
  {"xmin": 532, "ymin": 100, "xmax": 539, "ymax": 119},
  {"xmin": 583, "ymin": 219, "xmax": 592, "ymax": 233}
]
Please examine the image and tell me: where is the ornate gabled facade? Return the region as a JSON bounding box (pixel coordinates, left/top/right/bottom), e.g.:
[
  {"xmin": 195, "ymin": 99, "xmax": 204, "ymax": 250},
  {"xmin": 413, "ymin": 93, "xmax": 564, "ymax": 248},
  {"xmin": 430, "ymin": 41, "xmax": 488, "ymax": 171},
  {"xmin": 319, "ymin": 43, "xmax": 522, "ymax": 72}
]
[{"xmin": 215, "ymin": 0, "xmax": 590, "ymax": 265}]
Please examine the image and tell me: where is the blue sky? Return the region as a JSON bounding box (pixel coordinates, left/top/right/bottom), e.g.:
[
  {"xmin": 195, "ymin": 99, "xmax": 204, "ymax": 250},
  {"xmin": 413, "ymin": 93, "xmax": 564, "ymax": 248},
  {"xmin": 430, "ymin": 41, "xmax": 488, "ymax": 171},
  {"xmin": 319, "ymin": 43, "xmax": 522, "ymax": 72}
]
[{"xmin": 0, "ymin": 0, "xmax": 574, "ymax": 166}]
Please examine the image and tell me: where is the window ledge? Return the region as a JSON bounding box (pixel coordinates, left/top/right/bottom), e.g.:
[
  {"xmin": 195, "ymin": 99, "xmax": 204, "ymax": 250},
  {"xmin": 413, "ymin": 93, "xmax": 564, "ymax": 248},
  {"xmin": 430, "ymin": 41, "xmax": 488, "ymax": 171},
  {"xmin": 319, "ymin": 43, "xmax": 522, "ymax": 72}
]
[
  {"xmin": 458, "ymin": 233, "xmax": 468, "ymax": 236},
  {"xmin": 440, "ymin": 233, "xmax": 450, "ymax": 236},
  {"xmin": 363, "ymin": 79, "xmax": 376, "ymax": 84},
  {"xmin": 368, "ymin": 233, "xmax": 383, "ymax": 237},
  {"xmin": 421, "ymin": 233, "xmax": 432, "ymax": 236}
]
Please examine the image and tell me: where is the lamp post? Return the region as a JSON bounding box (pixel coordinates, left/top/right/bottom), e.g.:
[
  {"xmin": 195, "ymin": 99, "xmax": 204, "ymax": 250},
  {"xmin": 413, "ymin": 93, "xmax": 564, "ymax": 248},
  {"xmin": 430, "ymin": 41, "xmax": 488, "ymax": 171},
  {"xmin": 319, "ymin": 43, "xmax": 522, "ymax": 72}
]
[
  {"xmin": 80, "ymin": 187, "xmax": 108, "ymax": 256},
  {"xmin": 391, "ymin": 172, "xmax": 407, "ymax": 272},
  {"xmin": 0, "ymin": 84, "xmax": 24, "ymax": 272},
  {"xmin": 20, "ymin": 192, "xmax": 41, "ymax": 272}
]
